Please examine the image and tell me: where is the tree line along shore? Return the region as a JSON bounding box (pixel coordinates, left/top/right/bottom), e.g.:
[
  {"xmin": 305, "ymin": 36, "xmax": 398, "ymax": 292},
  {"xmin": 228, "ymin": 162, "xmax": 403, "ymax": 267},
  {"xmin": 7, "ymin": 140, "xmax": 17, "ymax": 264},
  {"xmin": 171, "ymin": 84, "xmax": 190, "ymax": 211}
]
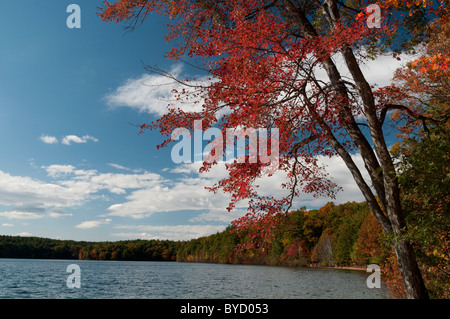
[
  {"xmin": 1, "ymin": 200, "xmax": 448, "ymax": 298},
  {"xmin": 0, "ymin": 201, "xmax": 385, "ymax": 267}
]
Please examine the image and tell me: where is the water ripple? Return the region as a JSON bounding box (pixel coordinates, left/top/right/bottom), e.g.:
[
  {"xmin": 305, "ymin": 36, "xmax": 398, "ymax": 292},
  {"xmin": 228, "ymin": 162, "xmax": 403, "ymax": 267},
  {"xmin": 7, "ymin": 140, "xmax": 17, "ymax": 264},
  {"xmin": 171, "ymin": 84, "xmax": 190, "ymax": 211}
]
[{"xmin": 0, "ymin": 259, "xmax": 387, "ymax": 299}]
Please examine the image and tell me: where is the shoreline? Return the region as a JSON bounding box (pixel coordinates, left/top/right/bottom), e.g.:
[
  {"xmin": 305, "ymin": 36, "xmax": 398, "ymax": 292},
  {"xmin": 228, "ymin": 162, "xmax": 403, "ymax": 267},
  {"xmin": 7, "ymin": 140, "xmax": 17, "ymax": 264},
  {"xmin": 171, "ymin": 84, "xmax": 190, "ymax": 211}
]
[
  {"xmin": 0, "ymin": 256, "xmax": 369, "ymax": 272},
  {"xmin": 322, "ymin": 265, "xmax": 367, "ymax": 272}
]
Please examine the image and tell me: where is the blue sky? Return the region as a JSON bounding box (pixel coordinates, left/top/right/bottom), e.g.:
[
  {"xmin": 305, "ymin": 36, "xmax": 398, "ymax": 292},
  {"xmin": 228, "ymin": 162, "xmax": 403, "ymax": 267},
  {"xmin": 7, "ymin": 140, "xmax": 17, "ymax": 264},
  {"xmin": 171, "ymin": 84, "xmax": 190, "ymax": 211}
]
[{"xmin": 0, "ymin": 1, "xmax": 412, "ymax": 242}]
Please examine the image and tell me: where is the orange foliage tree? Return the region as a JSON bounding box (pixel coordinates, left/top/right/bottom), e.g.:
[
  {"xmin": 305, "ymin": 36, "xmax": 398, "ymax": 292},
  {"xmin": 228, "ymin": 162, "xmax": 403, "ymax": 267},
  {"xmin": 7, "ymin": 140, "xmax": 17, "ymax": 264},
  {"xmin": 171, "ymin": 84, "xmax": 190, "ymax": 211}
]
[
  {"xmin": 380, "ymin": 8, "xmax": 449, "ymax": 298},
  {"xmin": 353, "ymin": 211, "xmax": 385, "ymax": 265}
]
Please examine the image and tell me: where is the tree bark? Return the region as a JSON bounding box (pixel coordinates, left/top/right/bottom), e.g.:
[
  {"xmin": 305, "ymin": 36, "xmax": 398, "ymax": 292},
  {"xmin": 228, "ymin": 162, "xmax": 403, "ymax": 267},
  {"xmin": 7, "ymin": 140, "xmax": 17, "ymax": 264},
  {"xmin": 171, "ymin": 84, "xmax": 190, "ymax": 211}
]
[
  {"xmin": 339, "ymin": 41, "xmax": 429, "ymax": 300},
  {"xmin": 394, "ymin": 239, "xmax": 429, "ymax": 299},
  {"xmin": 281, "ymin": 0, "xmax": 429, "ymax": 299},
  {"xmin": 320, "ymin": 0, "xmax": 428, "ymax": 299}
]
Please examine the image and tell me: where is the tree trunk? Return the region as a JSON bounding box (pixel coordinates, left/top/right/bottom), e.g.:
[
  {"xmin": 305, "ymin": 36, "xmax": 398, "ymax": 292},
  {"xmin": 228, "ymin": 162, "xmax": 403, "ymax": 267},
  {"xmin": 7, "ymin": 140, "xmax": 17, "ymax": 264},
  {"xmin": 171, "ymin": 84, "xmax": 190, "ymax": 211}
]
[
  {"xmin": 339, "ymin": 46, "xmax": 430, "ymax": 299},
  {"xmin": 394, "ymin": 239, "xmax": 429, "ymax": 299},
  {"xmin": 281, "ymin": 0, "xmax": 430, "ymax": 299},
  {"xmin": 343, "ymin": 49, "xmax": 430, "ymax": 298}
]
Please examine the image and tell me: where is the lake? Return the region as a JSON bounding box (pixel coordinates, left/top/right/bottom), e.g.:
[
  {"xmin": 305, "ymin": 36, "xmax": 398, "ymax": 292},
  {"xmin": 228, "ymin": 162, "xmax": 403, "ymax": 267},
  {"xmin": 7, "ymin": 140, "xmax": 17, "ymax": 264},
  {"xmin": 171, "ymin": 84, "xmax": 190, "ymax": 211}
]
[{"xmin": 0, "ymin": 258, "xmax": 387, "ymax": 299}]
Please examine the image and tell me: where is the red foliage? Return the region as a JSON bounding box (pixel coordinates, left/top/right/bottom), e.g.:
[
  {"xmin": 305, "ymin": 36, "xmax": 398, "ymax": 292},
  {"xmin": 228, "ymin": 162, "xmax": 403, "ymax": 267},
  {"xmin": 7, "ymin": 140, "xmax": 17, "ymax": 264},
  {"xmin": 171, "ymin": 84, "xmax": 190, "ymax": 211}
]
[{"xmin": 98, "ymin": 1, "xmax": 446, "ymax": 265}]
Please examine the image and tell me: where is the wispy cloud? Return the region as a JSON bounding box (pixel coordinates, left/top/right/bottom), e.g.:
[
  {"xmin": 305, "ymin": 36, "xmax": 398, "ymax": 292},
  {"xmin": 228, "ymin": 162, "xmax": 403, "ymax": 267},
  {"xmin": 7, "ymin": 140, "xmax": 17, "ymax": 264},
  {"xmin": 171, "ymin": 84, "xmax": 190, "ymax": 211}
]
[
  {"xmin": 15, "ymin": 232, "xmax": 32, "ymax": 237},
  {"xmin": 107, "ymin": 163, "xmax": 130, "ymax": 171},
  {"xmin": 107, "ymin": 163, "xmax": 143, "ymax": 173},
  {"xmin": 112, "ymin": 224, "xmax": 227, "ymax": 241},
  {"xmin": 43, "ymin": 164, "xmax": 76, "ymax": 178},
  {"xmin": 0, "ymin": 211, "xmax": 43, "ymax": 220},
  {"xmin": 1, "ymin": 223, "xmax": 13, "ymax": 227},
  {"xmin": 61, "ymin": 135, "xmax": 99, "ymax": 145},
  {"xmin": 76, "ymin": 218, "xmax": 112, "ymax": 229},
  {"xmin": 40, "ymin": 135, "xmax": 58, "ymax": 144},
  {"xmin": 40, "ymin": 134, "xmax": 99, "ymax": 145},
  {"xmin": 189, "ymin": 209, "xmax": 247, "ymax": 224},
  {"xmin": 104, "ymin": 65, "xmax": 206, "ymax": 116},
  {"xmin": 48, "ymin": 208, "xmax": 72, "ymax": 218}
]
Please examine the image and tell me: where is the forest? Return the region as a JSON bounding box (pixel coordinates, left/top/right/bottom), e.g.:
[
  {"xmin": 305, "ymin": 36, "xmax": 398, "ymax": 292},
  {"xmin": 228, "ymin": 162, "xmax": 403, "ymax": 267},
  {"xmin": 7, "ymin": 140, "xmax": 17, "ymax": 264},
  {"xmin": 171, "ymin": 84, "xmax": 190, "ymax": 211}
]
[
  {"xmin": 0, "ymin": 201, "xmax": 381, "ymax": 266},
  {"xmin": 177, "ymin": 201, "xmax": 387, "ymax": 267},
  {"xmin": 0, "ymin": 236, "xmax": 178, "ymax": 262}
]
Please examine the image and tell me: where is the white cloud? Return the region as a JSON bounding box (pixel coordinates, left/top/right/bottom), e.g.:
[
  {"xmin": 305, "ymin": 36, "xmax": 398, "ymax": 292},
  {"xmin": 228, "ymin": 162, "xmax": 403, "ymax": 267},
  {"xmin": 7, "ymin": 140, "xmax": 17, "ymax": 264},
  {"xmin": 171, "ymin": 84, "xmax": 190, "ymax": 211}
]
[
  {"xmin": 40, "ymin": 135, "xmax": 58, "ymax": 144},
  {"xmin": 189, "ymin": 209, "xmax": 247, "ymax": 224},
  {"xmin": 48, "ymin": 208, "xmax": 72, "ymax": 218},
  {"xmin": 0, "ymin": 166, "xmax": 165, "ymax": 223},
  {"xmin": 105, "ymin": 53, "xmax": 412, "ymax": 123},
  {"xmin": 0, "ymin": 211, "xmax": 43, "ymax": 220},
  {"xmin": 104, "ymin": 65, "xmax": 206, "ymax": 116},
  {"xmin": 313, "ymin": 51, "xmax": 415, "ymax": 90},
  {"xmin": 1, "ymin": 223, "xmax": 14, "ymax": 227},
  {"xmin": 76, "ymin": 218, "xmax": 112, "ymax": 229},
  {"xmin": 357, "ymin": 52, "xmax": 416, "ymax": 87},
  {"xmin": 61, "ymin": 135, "xmax": 84, "ymax": 145},
  {"xmin": 40, "ymin": 134, "xmax": 98, "ymax": 146},
  {"xmin": 61, "ymin": 135, "xmax": 99, "ymax": 145},
  {"xmin": 251, "ymin": 154, "xmax": 367, "ymax": 209},
  {"xmin": 103, "ymin": 152, "xmax": 367, "ymax": 222},
  {"xmin": 107, "ymin": 163, "xmax": 143, "ymax": 173},
  {"xmin": 112, "ymin": 224, "xmax": 227, "ymax": 241},
  {"xmin": 15, "ymin": 232, "xmax": 32, "ymax": 237},
  {"xmin": 0, "ymin": 170, "xmax": 85, "ymax": 209},
  {"xmin": 43, "ymin": 165, "xmax": 76, "ymax": 178},
  {"xmin": 58, "ymin": 171, "xmax": 165, "ymax": 197},
  {"xmin": 0, "ymin": 151, "xmax": 369, "ymax": 240},
  {"xmin": 104, "ymin": 163, "xmax": 236, "ymax": 219},
  {"xmin": 104, "ymin": 183, "xmax": 216, "ymax": 219},
  {"xmin": 107, "ymin": 163, "xmax": 129, "ymax": 171}
]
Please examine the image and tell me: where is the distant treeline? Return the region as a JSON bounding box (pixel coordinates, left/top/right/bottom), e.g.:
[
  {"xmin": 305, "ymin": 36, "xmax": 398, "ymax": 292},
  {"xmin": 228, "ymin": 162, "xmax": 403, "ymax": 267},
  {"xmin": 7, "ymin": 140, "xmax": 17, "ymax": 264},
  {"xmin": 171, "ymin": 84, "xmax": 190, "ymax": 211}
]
[
  {"xmin": 0, "ymin": 236, "xmax": 179, "ymax": 261},
  {"xmin": 177, "ymin": 201, "xmax": 386, "ymax": 267},
  {"xmin": 0, "ymin": 201, "xmax": 387, "ymax": 267}
]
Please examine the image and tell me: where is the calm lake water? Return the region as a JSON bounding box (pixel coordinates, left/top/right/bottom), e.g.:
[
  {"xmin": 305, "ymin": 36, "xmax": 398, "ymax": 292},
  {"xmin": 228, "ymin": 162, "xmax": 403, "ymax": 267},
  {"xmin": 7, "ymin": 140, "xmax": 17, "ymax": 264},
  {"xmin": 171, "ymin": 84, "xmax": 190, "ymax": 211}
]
[{"xmin": 0, "ymin": 259, "xmax": 386, "ymax": 299}]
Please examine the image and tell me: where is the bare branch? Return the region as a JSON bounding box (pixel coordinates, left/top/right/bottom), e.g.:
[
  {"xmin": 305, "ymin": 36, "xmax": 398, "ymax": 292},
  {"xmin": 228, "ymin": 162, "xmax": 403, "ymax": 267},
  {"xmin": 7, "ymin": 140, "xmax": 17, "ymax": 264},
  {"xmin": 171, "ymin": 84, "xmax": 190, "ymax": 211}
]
[{"xmin": 379, "ymin": 103, "xmax": 439, "ymax": 128}]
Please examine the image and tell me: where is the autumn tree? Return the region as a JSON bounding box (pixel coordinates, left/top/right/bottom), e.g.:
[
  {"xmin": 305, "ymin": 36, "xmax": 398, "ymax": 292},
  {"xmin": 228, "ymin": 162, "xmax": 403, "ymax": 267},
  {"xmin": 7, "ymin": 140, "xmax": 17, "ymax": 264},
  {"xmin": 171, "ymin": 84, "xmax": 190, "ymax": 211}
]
[
  {"xmin": 99, "ymin": 0, "xmax": 447, "ymax": 298},
  {"xmin": 354, "ymin": 211, "xmax": 385, "ymax": 265},
  {"xmin": 384, "ymin": 10, "xmax": 449, "ymax": 298}
]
